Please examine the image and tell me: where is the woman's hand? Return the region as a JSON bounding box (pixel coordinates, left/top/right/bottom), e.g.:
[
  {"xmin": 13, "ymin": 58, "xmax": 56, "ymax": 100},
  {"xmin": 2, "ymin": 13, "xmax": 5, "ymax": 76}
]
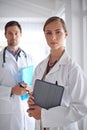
[{"xmin": 27, "ymin": 93, "xmax": 41, "ymax": 120}]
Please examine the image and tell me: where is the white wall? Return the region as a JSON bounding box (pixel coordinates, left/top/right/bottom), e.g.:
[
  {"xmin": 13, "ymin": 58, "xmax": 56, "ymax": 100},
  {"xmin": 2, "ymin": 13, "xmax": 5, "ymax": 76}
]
[
  {"xmin": 65, "ymin": 0, "xmax": 83, "ymax": 68},
  {"xmin": 71, "ymin": 0, "xmax": 83, "ymax": 67},
  {"xmin": 20, "ymin": 21, "xmax": 50, "ymax": 66}
]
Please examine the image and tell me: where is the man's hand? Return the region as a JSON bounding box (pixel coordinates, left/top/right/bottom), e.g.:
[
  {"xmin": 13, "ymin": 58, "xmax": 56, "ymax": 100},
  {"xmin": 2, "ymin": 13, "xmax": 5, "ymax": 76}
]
[{"xmin": 11, "ymin": 82, "xmax": 31, "ymax": 95}]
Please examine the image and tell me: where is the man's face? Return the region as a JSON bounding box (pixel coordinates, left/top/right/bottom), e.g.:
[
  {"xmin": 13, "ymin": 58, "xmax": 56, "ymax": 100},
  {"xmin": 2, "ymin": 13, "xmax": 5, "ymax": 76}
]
[{"xmin": 5, "ymin": 25, "xmax": 22, "ymax": 47}]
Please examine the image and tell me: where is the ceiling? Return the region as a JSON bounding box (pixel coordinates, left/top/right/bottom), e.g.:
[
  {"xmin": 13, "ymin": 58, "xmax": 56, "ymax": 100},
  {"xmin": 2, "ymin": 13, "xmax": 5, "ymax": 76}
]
[{"xmin": 0, "ymin": 0, "xmax": 65, "ymax": 20}]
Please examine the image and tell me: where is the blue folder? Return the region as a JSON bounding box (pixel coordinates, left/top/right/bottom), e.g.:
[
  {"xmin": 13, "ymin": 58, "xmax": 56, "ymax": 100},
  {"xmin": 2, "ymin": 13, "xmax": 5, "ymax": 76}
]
[
  {"xmin": 21, "ymin": 65, "xmax": 34, "ymax": 85},
  {"xmin": 20, "ymin": 65, "xmax": 34, "ymax": 100}
]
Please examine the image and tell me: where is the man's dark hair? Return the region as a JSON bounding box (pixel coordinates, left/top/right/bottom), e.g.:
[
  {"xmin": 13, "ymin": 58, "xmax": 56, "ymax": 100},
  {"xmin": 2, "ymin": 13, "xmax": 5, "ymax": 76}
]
[{"xmin": 5, "ymin": 21, "xmax": 22, "ymax": 34}]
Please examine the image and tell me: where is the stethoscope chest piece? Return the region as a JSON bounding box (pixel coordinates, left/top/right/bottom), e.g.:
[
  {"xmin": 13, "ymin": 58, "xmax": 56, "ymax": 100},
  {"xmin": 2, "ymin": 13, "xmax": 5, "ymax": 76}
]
[{"xmin": 2, "ymin": 62, "xmax": 6, "ymax": 68}]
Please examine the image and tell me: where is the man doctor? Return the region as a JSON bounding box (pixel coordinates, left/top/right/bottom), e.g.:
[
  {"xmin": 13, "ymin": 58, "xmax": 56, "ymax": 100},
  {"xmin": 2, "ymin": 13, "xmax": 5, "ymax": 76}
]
[{"xmin": 0, "ymin": 21, "xmax": 35, "ymax": 130}]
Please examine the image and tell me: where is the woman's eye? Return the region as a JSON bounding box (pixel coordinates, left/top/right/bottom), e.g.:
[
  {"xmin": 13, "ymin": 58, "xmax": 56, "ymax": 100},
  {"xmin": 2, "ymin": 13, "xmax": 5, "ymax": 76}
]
[
  {"xmin": 15, "ymin": 32, "xmax": 19, "ymax": 35},
  {"xmin": 56, "ymin": 31, "xmax": 61, "ymax": 34},
  {"xmin": 45, "ymin": 32, "xmax": 52, "ymax": 35}
]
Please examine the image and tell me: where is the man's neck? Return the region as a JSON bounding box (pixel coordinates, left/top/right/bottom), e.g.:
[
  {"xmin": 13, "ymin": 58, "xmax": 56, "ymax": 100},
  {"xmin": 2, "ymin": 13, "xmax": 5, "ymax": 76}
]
[{"xmin": 7, "ymin": 46, "xmax": 19, "ymax": 54}]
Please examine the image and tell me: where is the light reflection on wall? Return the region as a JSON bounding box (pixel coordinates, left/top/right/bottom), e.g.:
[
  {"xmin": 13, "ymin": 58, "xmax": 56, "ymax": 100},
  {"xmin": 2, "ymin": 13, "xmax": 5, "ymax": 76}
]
[{"xmin": 20, "ymin": 29, "xmax": 50, "ymax": 67}]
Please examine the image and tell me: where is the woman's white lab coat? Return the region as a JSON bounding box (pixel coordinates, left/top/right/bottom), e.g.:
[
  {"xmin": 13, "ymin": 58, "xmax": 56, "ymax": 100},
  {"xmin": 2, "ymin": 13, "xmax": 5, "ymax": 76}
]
[
  {"xmin": 0, "ymin": 49, "xmax": 35, "ymax": 130},
  {"xmin": 32, "ymin": 50, "xmax": 87, "ymax": 130}
]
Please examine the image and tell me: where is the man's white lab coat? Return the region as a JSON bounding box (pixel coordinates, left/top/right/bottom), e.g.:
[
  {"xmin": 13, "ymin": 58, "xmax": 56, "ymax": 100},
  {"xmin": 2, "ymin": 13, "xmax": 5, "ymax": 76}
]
[{"xmin": 0, "ymin": 49, "xmax": 35, "ymax": 130}]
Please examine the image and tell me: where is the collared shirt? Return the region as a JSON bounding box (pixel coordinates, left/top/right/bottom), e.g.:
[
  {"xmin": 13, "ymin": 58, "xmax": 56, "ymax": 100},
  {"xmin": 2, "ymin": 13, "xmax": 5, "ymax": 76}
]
[{"xmin": 7, "ymin": 47, "xmax": 21, "ymax": 61}]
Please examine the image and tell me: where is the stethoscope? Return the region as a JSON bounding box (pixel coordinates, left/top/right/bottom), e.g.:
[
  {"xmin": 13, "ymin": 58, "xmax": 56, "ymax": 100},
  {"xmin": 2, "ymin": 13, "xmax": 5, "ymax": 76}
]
[{"xmin": 2, "ymin": 46, "xmax": 27, "ymax": 67}]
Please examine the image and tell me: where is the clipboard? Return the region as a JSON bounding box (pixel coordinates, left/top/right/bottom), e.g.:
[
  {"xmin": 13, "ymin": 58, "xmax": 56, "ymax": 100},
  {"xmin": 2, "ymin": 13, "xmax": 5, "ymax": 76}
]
[{"xmin": 33, "ymin": 79, "xmax": 64, "ymax": 110}]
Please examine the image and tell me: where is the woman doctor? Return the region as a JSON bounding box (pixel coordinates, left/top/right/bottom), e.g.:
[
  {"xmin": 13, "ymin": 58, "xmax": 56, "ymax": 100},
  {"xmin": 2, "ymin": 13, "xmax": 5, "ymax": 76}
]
[
  {"xmin": 27, "ymin": 16, "xmax": 87, "ymax": 130},
  {"xmin": 0, "ymin": 21, "xmax": 35, "ymax": 130}
]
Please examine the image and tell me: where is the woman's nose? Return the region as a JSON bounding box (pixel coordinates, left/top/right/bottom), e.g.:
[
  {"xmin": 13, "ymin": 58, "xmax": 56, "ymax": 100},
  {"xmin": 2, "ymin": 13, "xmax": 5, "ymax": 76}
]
[{"xmin": 51, "ymin": 33, "xmax": 56, "ymax": 40}]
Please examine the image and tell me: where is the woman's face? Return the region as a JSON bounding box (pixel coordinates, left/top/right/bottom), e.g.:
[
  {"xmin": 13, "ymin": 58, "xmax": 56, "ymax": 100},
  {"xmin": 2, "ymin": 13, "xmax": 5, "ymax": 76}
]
[{"xmin": 44, "ymin": 20, "xmax": 68, "ymax": 50}]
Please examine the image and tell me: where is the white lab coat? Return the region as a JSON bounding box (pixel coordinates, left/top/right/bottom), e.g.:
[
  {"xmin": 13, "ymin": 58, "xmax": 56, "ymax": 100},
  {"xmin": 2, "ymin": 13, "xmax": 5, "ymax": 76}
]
[
  {"xmin": 32, "ymin": 50, "xmax": 87, "ymax": 130},
  {"xmin": 0, "ymin": 49, "xmax": 35, "ymax": 130}
]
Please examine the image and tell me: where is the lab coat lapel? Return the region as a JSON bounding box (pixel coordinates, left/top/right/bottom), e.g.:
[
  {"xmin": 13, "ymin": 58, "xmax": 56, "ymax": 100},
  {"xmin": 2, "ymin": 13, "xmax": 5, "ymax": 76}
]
[
  {"xmin": 47, "ymin": 51, "xmax": 69, "ymax": 75},
  {"xmin": 36, "ymin": 57, "xmax": 49, "ymax": 79},
  {"xmin": 39, "ymin": 50, "xmax": 69, "ymax": 77},
  {"xmin": 48, "ymin": 62, "xmax": 60, "ymax": 75},
  {"xmin": 39, "ymin": 56, "xmax": 60, "ymax": 76}
]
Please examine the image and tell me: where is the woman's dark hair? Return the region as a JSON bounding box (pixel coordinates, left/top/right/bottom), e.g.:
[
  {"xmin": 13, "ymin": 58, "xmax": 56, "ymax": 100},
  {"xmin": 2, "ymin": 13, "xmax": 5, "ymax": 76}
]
[
  {"xmin": 43, "ymin": 16, "xmax": 67, "ymax": 32},
  {"xmin": 5, "ymin": 21, "xmax": 22, "ymax": 34}
]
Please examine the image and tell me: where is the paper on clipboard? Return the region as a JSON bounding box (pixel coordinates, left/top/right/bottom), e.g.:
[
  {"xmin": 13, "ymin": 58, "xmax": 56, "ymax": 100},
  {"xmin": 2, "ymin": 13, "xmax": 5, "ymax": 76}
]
[{"xmin": 33, "ymin": 79, "xmax": 64, "ymax": 110}]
